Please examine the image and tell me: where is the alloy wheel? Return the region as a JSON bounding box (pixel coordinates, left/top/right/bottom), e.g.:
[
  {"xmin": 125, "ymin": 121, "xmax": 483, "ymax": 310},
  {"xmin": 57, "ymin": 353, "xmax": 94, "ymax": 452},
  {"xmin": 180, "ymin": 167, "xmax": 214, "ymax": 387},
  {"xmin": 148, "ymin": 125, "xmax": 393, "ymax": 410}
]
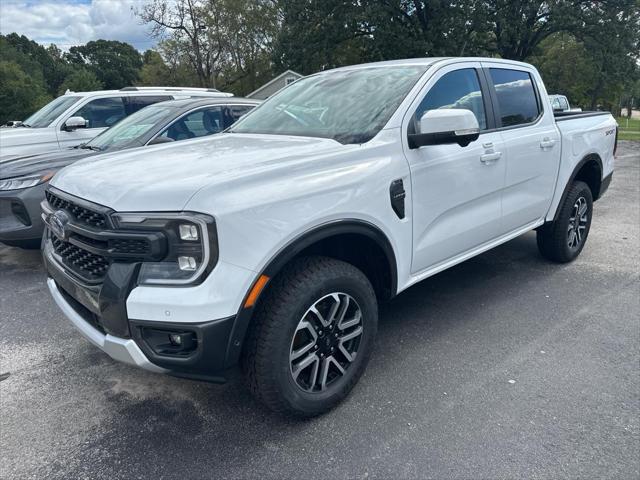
[
  {"xmin": 567, "ymin": 196, "xmax": 589, "ymax": 249},
  {"xmin": 289, "ymin": 293, "xmax": 363, "ymax": 392}
]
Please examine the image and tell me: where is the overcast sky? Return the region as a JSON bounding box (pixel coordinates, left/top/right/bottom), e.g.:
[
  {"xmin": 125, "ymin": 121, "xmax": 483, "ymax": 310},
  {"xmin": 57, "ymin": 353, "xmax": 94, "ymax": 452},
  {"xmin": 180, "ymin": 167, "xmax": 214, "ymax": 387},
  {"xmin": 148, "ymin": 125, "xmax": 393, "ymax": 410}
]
[{"xmin": 0, "ymin": 0, "xmax": 157, "ymax": 50}]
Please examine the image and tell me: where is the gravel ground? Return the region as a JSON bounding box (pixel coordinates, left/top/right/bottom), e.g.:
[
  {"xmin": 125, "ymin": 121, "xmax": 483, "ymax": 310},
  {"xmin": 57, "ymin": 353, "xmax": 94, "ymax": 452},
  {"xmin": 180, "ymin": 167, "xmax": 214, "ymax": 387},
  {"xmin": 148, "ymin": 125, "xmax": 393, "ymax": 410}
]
[{"xmin": 1, "ymin": 141, "xmax": 638, "ymax": 480}]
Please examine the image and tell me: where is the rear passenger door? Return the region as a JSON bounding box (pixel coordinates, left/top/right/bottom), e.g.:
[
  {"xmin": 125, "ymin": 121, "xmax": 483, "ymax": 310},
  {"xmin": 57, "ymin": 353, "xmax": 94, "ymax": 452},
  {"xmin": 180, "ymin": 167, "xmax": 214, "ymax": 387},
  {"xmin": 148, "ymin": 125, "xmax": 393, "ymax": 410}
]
[{"xmin": 482, "ymin": 63, "xmax": 561, "ymax": 232}]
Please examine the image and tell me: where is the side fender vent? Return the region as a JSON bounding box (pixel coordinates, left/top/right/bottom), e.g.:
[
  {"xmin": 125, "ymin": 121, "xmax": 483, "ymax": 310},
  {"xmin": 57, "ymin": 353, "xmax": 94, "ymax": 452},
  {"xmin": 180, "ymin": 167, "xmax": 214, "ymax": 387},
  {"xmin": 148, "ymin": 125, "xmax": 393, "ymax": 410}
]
[{"xmin": 389, "ymin": 179, "xmax": 406, "ymax": 219}]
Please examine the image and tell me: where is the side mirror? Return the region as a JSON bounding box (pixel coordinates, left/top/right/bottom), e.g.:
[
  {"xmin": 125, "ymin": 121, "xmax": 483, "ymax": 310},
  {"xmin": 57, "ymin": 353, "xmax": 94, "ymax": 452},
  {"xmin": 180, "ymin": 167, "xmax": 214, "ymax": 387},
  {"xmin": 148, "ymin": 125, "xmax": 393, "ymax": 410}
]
[
  {"xmin": 408, "ymin": 109, "xmax": 480, "ymax": 149},
  {"xmin": 148, "ymin": 136, "xmax": 175, "ymax": 146},
  {"xmin": 63, "ymin": 116, "xmax": 88, "ymax": 132}
]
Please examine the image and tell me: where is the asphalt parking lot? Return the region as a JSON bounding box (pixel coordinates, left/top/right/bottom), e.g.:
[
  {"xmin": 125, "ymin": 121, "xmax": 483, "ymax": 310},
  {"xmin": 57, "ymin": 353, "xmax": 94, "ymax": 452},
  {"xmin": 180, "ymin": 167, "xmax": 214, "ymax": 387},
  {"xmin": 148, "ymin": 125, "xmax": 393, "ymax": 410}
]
[{"xmin": 1, "ymin": 142, "xmax": 638, "ymax": 480}]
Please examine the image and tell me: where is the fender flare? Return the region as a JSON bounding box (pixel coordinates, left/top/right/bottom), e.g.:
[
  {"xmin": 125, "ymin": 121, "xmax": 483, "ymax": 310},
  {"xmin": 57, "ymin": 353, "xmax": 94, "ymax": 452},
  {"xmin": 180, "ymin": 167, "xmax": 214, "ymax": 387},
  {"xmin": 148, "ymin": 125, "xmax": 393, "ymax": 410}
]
[
  {"xmin": 223, "ymin": 219, "xmax": 398, "ymax": 368},
  {"xmin": 552, "ymin": 154, "xmax": 603, "ymax": 222}
]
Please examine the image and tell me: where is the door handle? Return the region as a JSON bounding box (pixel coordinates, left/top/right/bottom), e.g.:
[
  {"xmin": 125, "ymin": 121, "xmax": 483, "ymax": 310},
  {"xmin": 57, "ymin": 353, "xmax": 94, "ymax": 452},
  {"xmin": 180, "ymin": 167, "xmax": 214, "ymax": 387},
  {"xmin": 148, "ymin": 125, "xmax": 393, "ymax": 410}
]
[
  {"xmin": 480, "ymin": 152, "xmax": 502, "ymax": 164},
  {"xmin": 540, "ymin": 137, "xmax": 556, "ymax": 149}
]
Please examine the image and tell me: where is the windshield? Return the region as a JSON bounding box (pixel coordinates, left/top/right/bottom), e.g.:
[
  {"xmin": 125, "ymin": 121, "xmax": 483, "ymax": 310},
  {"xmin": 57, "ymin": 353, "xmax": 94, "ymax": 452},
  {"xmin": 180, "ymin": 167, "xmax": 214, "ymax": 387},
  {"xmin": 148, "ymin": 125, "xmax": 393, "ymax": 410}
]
[
  {"xmin": 230, "ymin": 66, "xmax": 428, "ymax": 144},
  {"xmin": 22, "ymin": 96, "xmax": 82, "ymax": 128},
  {"xmin": 86, "ymin": 104, "xmax": 175, "ymax": 151}
]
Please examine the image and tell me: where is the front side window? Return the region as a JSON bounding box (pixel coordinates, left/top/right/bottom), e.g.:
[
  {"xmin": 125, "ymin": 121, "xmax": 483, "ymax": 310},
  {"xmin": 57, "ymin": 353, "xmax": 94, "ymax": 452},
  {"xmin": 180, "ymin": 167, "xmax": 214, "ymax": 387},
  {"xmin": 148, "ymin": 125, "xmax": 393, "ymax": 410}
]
[
  {"xmin": 159, "ymin": 107, "xmax": 224, "ymax": 141},
  {"xmin": 490, "ymin": 69, "xmax": 540, "ymax": 127},
  {"xmin": 415, "ymin": 68, "xmax": 487, "ymax": 130},
  {"xmin": 230, "ymin": 66, "xmax": 428, "ymax": 144},
  {"xmin": 72, "ymin": 97, "xmax": 126, "ymax": 128},
  {"xmin": 22, "ymin": 96, "xmax": 82, "ymax": 128},
  {"xmin": 86, "ymin": 104, "xmax": 175, "ymax": 151}
]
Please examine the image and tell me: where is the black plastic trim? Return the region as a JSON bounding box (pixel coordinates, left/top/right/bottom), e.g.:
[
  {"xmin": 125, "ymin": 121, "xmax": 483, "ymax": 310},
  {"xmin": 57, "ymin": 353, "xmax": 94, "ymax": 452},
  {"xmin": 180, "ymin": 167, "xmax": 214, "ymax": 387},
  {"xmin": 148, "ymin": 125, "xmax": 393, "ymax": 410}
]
[
  {"xmin": 552, "ymin": 155, "xmax": 604, "ymax": 222},
  {"xmin": 130, "ymin": 316, "xmax": 235, "ymax": 382},
  {"xmin": 390, "ymin": 179, "xmax": 406, "ymax": 219},
  {"xmin": 223, "ymin": 219, "xmax": 398, "ymax": 369},
  {"xmin": 554, "ymin": 111, "xmax": 611, "ymax": 122},
  {"xmin": 599, "ymin": 173, "xmax": 613, "ymax": 198}
]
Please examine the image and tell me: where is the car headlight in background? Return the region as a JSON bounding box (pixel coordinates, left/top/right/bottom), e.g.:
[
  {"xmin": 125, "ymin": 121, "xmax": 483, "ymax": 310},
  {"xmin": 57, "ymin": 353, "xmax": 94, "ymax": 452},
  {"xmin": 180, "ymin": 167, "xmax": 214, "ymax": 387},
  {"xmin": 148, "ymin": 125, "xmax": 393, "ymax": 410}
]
[
  {"xmin": 0, "ymin": 172, "xmax": 54, "ymax": 191},
  {"xmin": 112, "ymin": 212, "xmax": 218, "ymax": 285}
]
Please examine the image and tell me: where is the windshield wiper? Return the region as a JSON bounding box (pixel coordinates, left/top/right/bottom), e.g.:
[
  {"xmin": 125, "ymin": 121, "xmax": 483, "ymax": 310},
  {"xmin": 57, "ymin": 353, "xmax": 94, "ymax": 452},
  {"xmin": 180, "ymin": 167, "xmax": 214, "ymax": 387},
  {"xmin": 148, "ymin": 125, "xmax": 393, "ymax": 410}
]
[{"xmin": 17, "ymin": 123, "xmax": 31, "ymax": 128}]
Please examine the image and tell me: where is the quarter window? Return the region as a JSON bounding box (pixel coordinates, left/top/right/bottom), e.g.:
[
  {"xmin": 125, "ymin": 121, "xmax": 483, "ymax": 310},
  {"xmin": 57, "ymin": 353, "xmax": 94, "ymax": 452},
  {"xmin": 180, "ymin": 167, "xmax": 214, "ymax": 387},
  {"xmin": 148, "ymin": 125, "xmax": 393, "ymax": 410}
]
[
  {"xmin": 415, "ymin": 69, "xmax": 487, "ymax": 130},
  {"xmin": 72, "ymin": 97, "xmax": 126, "ymax": 128},
  {"xmin": 489, "ymin": 69, "xmax": 540, "ymax": 127}
]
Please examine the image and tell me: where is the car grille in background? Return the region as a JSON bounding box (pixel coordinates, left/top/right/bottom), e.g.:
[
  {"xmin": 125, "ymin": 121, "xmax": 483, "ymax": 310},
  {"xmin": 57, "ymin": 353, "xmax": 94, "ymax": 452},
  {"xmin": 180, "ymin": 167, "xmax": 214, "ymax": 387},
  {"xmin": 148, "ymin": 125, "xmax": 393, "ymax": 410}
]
[
  {"xmin": 45, "ymin": 190, "xmax": 107, "ymax": 228},
  {"xmin": 51, "ymin": 235, "xmax": 110, "ymax": 281}
]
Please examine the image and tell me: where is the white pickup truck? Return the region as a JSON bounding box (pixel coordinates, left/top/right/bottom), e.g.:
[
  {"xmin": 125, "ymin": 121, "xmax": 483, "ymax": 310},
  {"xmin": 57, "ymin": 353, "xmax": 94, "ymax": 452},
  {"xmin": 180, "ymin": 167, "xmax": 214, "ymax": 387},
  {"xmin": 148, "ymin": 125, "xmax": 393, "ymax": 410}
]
[{"xmin": 42, "ymin": 58, "xmax": 616, "ymax": 416}]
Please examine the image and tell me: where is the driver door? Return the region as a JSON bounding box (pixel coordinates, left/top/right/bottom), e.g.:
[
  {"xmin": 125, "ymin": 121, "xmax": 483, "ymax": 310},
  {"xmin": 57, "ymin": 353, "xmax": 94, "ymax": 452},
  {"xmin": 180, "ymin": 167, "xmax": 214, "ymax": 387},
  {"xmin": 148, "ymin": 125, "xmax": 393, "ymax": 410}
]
[{"xmin": 403, "ymin": 63, "xmax": 506, "ymax": 274}]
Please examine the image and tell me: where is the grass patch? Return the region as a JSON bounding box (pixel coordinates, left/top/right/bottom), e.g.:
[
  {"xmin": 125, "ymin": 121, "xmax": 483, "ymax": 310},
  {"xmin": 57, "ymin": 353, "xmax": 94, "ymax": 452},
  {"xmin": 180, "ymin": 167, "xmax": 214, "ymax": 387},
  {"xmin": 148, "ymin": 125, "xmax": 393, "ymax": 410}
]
[{"xmin": 616, "ymin": 116, "xmax": 640, "ymax": 141}]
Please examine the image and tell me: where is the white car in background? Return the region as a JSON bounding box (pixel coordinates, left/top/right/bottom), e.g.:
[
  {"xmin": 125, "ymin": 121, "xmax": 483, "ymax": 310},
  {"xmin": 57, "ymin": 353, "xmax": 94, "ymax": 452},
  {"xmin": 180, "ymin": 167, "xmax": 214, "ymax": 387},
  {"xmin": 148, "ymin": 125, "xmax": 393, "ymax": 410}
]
[{"xmin": 0, "ymin": 87, "xmax": 232, "ymax": 160}]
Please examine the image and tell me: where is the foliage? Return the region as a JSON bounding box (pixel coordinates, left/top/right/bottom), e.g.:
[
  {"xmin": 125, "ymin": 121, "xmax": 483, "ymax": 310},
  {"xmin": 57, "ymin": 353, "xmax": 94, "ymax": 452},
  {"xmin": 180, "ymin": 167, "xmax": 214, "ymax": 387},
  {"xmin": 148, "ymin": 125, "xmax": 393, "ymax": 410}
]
[
  {"xmin": 0, "ymin": 61, "xmax": 50, "ymax": 124},
  {"xmin": 58, "ymin": 69, "xmax": 104, "ymax": 94},
  {"xmin": 138, "ymin": 0, "xmax": 279, "ymax": 93},
  {"xmin": 66, "ymin": 40, "xmax": 143, "ymax": 89},
  {"xmin": 0, "ymin": 0, "xmax": 638, "ymax": 123}
]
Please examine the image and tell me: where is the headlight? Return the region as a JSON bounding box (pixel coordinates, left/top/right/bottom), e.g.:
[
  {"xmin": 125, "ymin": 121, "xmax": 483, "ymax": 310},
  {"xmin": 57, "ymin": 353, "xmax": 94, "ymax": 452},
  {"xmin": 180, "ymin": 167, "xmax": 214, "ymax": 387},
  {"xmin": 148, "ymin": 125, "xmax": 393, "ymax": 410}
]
[
  {"xmin": 0, "ymin": 172, "xmax": 54, "ymax": 191},
  {"xmin": 112, "ymin": 212, "xmax": 218, "ymax": 285}
]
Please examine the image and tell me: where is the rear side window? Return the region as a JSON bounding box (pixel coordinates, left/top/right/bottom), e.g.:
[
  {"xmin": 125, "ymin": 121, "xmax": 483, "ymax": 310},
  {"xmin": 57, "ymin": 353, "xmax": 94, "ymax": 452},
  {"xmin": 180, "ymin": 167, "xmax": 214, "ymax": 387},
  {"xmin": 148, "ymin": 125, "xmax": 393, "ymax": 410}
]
[
  {"xmin": 415, "ymin": 68, "xmax": 487, "ymax": 130},
  {"xmin": 72, "ymin": 97, "xmax": 126, "ymax": 128},
  {"xmin": 490, "ymin": 69, "xmax": 540, "ymax": 127},
  {"xmin": 125, "ymin": 96, "xmax": 172, "ymax": 115}
]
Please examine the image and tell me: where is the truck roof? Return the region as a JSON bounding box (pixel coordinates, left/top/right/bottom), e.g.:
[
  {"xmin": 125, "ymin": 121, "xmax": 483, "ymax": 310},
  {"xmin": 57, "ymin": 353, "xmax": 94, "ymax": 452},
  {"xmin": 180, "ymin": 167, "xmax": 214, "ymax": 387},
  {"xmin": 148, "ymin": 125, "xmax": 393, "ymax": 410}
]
[{"xmin": 330, "ymin": 57, "xmax": 537, "ymax": 72}]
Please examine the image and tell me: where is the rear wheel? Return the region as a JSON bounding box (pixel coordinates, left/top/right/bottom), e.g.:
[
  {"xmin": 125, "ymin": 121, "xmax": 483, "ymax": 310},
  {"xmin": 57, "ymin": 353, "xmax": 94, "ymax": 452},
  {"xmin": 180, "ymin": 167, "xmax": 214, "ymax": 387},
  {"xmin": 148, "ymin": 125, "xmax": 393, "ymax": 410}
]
[
  {"xmin": 242, "ymin": 256, "xmax": 378, "ymax": 417},
  {"xmin": 537, "ymin": 180, "xmax": 593, "ymax": 263}
]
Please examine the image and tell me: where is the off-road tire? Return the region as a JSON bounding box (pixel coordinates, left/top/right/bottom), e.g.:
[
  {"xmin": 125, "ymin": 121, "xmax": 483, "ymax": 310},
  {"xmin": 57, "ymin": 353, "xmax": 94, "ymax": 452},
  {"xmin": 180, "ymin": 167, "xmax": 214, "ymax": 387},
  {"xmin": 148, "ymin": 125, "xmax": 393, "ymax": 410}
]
[
  {"xmin": 537, "ymin": 180, "xmax": 593, "ymax": 263},
  {"xmin": 242, "ymin": 256, "xmax": 378, "ymax": 417}
]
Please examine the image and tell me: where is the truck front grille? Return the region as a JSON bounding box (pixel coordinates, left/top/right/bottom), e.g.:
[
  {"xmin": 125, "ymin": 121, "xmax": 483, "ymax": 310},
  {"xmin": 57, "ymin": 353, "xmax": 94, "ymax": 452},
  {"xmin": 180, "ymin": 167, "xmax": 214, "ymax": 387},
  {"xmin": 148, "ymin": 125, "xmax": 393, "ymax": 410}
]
[
  {"xmin": 51, "ymin": 235, "xmax": 110, "ymax": 281},
  {"xmin": 45, "ymin": 190, "xmax": 108, "ymax": 228}
]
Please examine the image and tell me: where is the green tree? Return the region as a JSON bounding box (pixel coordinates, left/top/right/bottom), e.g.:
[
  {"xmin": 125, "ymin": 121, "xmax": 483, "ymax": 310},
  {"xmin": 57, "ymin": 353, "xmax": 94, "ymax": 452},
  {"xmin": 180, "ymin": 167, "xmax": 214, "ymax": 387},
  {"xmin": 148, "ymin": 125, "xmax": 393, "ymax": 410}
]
[
  {"xmin": 58, "ymin": 69, "xmax": 104, "ymax": 94},
  {"xmin": 530, "ymin": 33, "xmax": 597, "ymax": 108},
  {"xmin": 139, "ymin": 0, "xmax": 279, "ymax": 93},
  {"xmin": 138, "ymin": 49, "xmax": 173, "ymax": 86},
  {"xmin": 66, "ymin": 40, "xmax": 142, "ymax": 89},
  {"xmin": 0, "ymin": 61, "xmax": 50, "ymax": 124}
]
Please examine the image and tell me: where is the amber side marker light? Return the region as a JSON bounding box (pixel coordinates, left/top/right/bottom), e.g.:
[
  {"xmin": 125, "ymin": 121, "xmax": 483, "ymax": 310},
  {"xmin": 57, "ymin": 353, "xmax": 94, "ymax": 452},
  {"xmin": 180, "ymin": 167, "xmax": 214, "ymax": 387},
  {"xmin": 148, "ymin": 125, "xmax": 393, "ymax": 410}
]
[{"xmin": 244, "ymin": 274, "xmax": 270, "ymax": 308}]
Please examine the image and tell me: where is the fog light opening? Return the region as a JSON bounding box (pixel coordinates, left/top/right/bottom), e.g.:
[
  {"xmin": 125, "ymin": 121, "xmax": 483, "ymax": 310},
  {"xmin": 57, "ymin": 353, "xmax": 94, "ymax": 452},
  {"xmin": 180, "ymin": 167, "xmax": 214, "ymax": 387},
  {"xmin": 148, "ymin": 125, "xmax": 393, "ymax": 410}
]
[{"xmin": 141, "ymin": 328, "xmax": 198, "ymax": 356}]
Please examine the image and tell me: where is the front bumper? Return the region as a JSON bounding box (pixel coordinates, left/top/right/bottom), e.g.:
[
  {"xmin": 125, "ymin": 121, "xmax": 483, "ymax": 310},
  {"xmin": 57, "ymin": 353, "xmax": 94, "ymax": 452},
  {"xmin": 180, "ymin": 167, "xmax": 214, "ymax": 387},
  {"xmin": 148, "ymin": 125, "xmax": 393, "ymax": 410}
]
[
  {"xmin": 0, "ymin": 182, "xmax": 47, "ymax": 245},
  {"xmin": 44, "ymin": 233, "xmax": 237, "ymax": 383},
  {"xmin": 47, "ymin": 278, "xmax": 166, "ymax": 373}
]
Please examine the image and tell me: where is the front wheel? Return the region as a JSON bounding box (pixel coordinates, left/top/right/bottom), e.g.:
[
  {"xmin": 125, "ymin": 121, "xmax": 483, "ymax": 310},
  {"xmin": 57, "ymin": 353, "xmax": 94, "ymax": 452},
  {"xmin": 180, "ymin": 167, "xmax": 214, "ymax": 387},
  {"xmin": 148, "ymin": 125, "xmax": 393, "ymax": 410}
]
[
  {"xmin": 537, "ymin": 180, "xmax": 593, "ymax": 263},
  {"xmin": 242, "ymin": 256, "xmax": 378, "ymax": 417}
]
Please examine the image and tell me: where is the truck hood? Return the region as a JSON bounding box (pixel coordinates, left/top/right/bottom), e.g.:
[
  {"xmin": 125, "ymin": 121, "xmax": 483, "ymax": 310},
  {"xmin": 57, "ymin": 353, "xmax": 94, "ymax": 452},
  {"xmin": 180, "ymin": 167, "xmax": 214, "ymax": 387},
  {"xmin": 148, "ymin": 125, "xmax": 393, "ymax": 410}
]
[
  {"xmin": 50, "ymin": 133, "xmax": 348, "ymax": 211},
  {"xmin": 0, "ymin": 147, "xmax": 95, "ymax": 179},
  {"xmin": 0, "ymin": 127, "xmax": 57, "ymax": 160}
]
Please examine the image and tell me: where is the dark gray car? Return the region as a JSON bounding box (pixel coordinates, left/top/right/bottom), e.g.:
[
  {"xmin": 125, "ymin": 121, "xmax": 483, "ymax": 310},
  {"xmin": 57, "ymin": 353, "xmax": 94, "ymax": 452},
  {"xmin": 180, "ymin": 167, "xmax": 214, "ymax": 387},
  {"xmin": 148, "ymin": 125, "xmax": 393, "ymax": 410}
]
[{"xmin": 0, "ymin": 97, "xmax": 259, "ymax": 248}]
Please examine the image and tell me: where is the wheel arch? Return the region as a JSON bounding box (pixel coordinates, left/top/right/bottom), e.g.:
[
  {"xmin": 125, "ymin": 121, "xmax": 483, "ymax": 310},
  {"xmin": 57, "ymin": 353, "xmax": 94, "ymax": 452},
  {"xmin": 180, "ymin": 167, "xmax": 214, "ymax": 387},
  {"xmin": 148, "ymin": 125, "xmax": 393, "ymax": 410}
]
[
  {"xmin": 553, "ymin": 153, "xmax": 603, "ymax": 222},
  {"xmin": 224, "ymin": 219, "xmax": 398, "ymax": 368}
]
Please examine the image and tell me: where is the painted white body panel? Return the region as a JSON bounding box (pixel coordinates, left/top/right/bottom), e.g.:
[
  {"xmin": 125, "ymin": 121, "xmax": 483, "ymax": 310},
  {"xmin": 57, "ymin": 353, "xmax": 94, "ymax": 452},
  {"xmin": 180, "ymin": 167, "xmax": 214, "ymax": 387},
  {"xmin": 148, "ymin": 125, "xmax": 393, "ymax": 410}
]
[{"xmin": 48, "ymin": 58, "xmax": 617, "ymax": 325}]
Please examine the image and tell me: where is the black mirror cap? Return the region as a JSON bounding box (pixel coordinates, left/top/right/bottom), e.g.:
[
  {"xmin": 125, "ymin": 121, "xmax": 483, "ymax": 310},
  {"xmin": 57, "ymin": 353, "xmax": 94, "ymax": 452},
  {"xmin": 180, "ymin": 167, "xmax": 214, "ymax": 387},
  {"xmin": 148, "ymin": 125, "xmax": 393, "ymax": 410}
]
[{"xmin": 408, "ymin": 131, "xmax": 480, "ymax": 149}]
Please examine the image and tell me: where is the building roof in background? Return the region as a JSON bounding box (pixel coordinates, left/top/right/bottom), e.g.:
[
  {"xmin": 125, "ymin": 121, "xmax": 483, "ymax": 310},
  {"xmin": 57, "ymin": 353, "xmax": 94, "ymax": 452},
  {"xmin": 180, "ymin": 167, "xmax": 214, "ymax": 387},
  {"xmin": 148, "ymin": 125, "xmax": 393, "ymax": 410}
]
[{"xmin": 247, "ymin": 70, "xmax": 303, "ymax": 98}]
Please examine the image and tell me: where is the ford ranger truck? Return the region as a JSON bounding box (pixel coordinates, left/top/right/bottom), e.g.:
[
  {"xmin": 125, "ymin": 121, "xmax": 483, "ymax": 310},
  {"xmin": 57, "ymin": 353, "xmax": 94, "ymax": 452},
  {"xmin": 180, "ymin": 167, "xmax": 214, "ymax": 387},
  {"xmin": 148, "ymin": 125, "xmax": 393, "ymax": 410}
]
[{"xmin": 42, "ymin": 58, "xmax": 616, "ymax": 417}]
